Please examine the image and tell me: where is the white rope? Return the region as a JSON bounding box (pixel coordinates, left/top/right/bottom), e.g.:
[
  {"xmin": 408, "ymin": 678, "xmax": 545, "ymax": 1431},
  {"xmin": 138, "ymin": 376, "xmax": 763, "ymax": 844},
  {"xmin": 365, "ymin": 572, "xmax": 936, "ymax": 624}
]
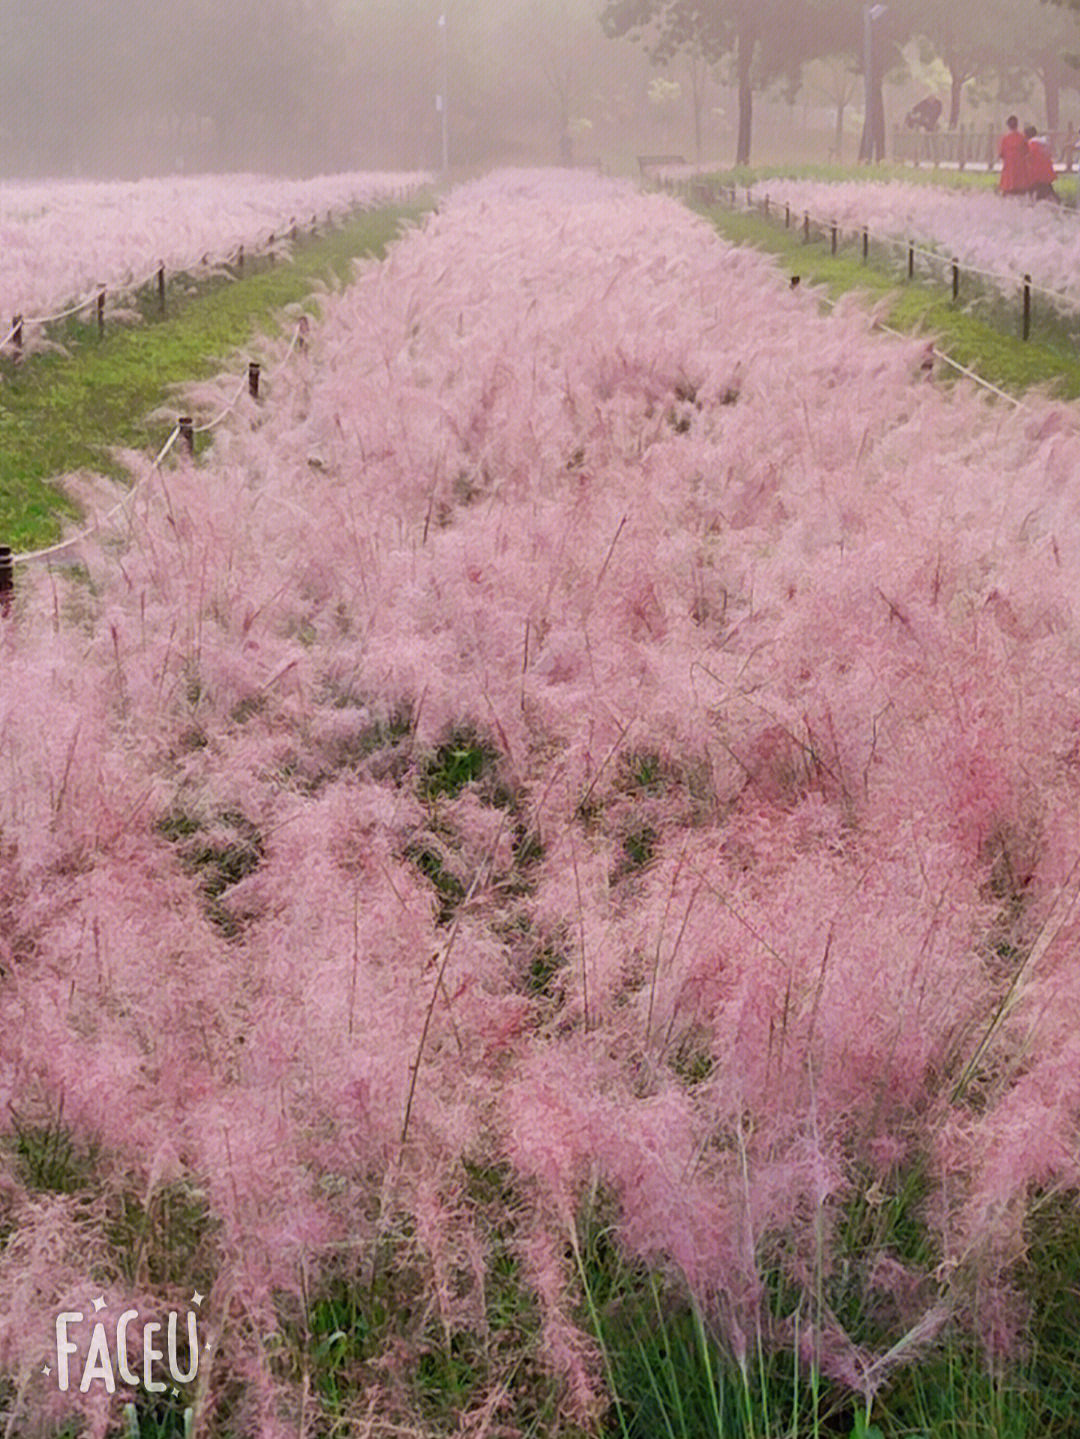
[
  {"xmin": 30, "ymin": 291, "xmax": 103, "ymax": 325},
  {"xmin": 795, "ymin": 264, "xmax": 1027, "ymax": 411},
  {"xmin": 267, "ymin": 322, "xmax": 304, "ymax": 379},
  {"xmin": 192, "ymin": 376, "xmax": 249, "ymax": 433},
  {"xmin": 877, "ymin": 323, "xmax": 1026, "ymax": 409},
  {"xmin": 13, "ymin": 426, "xmax": 181, "ymax": 564},
  {"xmin": 11, "ymin": 313, "xmax": 309, "ymax": 566}
]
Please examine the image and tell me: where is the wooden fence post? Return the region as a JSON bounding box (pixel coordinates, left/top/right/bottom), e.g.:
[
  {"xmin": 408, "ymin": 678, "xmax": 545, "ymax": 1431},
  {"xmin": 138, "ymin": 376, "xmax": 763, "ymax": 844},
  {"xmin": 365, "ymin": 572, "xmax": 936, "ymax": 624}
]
[
  {"xmin": 952, "ymin": 258, "xmax": 959, "ymax": 302},
  {"xmin": 830, "ymin": 221, "xmax": 838, "ymax": 255},
  {"xmin": 179, "ymin": 416, "xmax": 195, "ymax": 454},
  {"xmin": 97, "ymin": 288, "xmax": 106, "ymax": 339},
  {"xmin": 248, "ymin": 362, "xmax": 261, "ymax": 400},
  {"xmin": 11, "ymin": 316, "xmax": 22, "ymax": 360},
  {"xmin": 0, "ymin": 546, "xmax": 12, "ymax": 612},
  {"xmin": 1022, "ymin": 275, "xmax": 1031, "ymax": 340},
  {"xmin": 157, "ymin": 264, "xmax": 166, "ymax": 316},
  {"xmin": 862, "ymin": 227, "xmax": 869, "ymax": 262},
  {"xmin": 908, "ymin": 243, "xmax": 915, "ymax": 280}
]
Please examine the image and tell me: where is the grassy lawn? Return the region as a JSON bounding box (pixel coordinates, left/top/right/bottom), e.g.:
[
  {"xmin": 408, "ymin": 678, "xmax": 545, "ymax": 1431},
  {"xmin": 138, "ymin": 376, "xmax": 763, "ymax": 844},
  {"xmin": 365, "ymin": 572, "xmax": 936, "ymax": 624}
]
[
  {"xmin": 0, "ymin": 198, "xmax": 432, "ymax": 552},
  {"xmin": 691, "ymin": 196, "xmax": 1080, "ymax": 402}
]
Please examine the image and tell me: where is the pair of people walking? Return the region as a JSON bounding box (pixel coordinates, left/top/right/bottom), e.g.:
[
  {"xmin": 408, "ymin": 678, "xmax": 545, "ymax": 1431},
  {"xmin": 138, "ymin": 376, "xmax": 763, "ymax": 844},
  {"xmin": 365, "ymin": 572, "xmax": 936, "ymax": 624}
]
[{"xmin": 998, "ymin": 115, "xmax": 1059, "ymax": 201}]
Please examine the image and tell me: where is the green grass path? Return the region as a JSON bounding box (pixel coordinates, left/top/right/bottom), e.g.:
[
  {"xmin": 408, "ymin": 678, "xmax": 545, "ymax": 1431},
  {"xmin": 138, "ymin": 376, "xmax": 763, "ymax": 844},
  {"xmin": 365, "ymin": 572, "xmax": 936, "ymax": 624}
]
[{"xmin": 0, "ymin": 199, "xmax": 430, "ymax": 551}]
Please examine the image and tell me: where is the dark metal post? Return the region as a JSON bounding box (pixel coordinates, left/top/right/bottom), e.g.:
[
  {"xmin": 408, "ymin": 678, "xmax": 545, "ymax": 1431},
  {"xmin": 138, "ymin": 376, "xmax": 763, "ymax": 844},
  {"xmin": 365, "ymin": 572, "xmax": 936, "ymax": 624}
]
[
  {"xmin": 248, "ymin": 362, "xmax": 261, "ymax": 400},
  {"xmin": 157, "ymin": 265, "xmax": 166, "ymax": 315},
  {"xmin": 11, "ymin": 316, "xmax": 22, "ymax": 359},
  {"xmin": 785, "ymin": 202, "xmax": 790, "ymax": 228},
  {"xmin": 908, "ymin": 243, "xmax": 914, "ymax": 280},
  {"xmin": 97, "ymin": 288, "xmax": 105, "ymax": 338},
  {"xmin": 1022, "ymin": 275, "xmax": 1031, "ymax": 340},
  {"xmin": 831, "ymin": 222, "xmax": 838, "ymax": 255},
  {"xmin": 952, "ymin": 258, "xmax": 959, "ymax": 302},
  {"xmin": 179, "ymin": 416, "xmax": 195, "ymax": 455},
  {"xmin": 862, "ymin": 227, "xmax": 869, "ymax": 261}
]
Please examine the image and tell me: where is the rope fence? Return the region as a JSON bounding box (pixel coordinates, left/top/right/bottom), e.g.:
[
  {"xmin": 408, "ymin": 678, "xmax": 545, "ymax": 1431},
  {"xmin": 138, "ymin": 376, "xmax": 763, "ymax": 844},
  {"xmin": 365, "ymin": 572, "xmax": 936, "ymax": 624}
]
[
  {"xmin": 0, "ymin": 183, "xmax": 424, "ymax": 364},
  {"xmin": 0, "ymin": 181, "xmax": 431, "ymax": 613},
  {"xmin": 0, "ymin": 215, "xmax": 326, "ymax": 361},
  {"xmin": 0, "ymin": 319, "xmax": 308, "ymax": 613},
  {"xmin": 664, "ymin": 175, "xmax": 1080, "ymax": 350},
  {"xmin": 635, "ymin": 172, "xmax": 1034, "ymax": 411}
]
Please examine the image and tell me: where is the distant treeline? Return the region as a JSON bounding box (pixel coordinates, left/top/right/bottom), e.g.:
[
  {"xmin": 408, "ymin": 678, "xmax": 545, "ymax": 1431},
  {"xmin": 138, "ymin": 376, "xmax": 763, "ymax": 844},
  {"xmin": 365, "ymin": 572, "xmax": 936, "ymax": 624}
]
[{"xmin": 1, "ymin": 0, "xmax": 1077, "ymax": 178}]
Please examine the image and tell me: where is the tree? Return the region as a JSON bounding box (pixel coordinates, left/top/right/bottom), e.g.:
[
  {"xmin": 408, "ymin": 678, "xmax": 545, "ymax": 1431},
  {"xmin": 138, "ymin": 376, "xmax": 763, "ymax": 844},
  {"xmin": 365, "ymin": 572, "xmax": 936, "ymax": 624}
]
[
  {"xmin": 805, "ymin": 53, "xmax": 861, "ymax": 158},
  {"xmin": 907, "ymin": 0, "xmax": 1006, "ymax": 128},
  {"xmin": 1021, "ymin": 0, "xmax": 1080, "ymax": 128},
  {"xmin": 599, "ymin": 0, "xmax": 806, "ymax": 164}
]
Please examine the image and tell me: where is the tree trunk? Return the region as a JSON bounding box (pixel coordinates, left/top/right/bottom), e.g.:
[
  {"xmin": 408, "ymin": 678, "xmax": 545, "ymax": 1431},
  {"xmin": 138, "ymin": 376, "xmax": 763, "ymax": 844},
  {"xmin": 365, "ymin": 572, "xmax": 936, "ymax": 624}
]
[
  {"xmin": 948, "ymin": 70, "xmax": 964, "ymax": 130},
  {"xmin": 1043, "ymin": 63, "xmax": 1061, "ymax": 133},
  {"xmin": 735, "ymin": 15, "xmax": 757, "ymax": 166},
  {"xmin": 858, "ymin": 52, "xmax": 887, "ymax": 160},
  {"xmin": 688, "ymin": 53, "xmax": 704, "ymax": 162}
]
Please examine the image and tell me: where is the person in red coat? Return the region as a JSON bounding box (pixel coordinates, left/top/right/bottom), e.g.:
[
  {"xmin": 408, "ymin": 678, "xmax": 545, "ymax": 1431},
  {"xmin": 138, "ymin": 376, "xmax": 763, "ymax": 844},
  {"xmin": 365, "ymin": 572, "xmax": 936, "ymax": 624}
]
[
  {"xmin": 1024, "ymin": 125, "xmax": 1060, "ymax": 202},
  {"xmin": 998, "ymin": 115, "xmax": 1028, "ymax": 195}
]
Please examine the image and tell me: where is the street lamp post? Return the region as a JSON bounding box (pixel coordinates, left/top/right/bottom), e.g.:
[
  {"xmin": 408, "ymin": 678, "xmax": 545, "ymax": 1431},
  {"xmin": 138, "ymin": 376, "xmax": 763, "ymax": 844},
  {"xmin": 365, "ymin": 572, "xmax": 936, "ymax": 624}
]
[
  {"xmin": 859, "ymin": 4, "xmax": 888, "ymax": 164},
  {"xmin": 437, "ymin": 11, "xmax": 449, "ymax": 175}
]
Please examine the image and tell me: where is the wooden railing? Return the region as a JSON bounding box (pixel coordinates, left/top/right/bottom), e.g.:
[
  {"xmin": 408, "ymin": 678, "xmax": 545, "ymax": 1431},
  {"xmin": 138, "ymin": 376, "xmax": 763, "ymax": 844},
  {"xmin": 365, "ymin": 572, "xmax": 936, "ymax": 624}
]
[{"xmin": 893, "ymin": 125, "xmax": 1077, "ymax": 172}]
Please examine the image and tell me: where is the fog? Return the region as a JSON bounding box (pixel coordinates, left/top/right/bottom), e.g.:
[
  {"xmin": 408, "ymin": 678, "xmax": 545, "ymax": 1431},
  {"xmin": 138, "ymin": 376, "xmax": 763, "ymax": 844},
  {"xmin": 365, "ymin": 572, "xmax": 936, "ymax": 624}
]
[{"xmin": 0, "ymin": 0, "xmax": 1076, "ymax": 179}]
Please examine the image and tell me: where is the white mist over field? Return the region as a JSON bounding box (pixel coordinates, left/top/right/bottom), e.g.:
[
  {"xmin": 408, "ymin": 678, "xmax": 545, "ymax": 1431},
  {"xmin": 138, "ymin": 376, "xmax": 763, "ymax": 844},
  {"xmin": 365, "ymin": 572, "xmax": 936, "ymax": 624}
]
[{"xmin": 1, "ymin": 0, "xmax": 1076, "ymax": 178}]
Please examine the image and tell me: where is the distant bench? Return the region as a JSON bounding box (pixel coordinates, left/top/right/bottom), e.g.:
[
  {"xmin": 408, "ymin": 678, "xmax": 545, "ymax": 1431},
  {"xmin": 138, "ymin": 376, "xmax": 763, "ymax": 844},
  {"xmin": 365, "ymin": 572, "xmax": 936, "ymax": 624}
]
[{"xmin": 638, "ymin": 153, "xmax": 687, "ymax": 181}]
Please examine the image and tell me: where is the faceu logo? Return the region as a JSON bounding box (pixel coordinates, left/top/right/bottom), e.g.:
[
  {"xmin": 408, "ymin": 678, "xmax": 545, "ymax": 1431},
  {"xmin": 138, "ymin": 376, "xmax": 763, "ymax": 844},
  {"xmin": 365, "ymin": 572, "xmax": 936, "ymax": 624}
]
[{"xmin": 48, "ymin": 1292, "xmax": 204, "ymax": 1394}]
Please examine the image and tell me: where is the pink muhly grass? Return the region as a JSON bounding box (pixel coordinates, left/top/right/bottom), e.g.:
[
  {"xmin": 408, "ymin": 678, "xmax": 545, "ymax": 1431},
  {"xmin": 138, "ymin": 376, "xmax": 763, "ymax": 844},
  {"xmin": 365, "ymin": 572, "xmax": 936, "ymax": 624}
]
[{"xmin": 6, "ymin": 167, "xmax": 1080, "ymax": 1428}]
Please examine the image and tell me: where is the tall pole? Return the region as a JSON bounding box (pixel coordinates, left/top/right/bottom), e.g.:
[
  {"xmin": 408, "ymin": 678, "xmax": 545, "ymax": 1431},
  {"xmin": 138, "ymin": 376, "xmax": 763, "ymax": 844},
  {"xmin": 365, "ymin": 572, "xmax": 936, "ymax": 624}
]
[
  {"xmin": 438, "ymin": 11, "xmax": 449, "ymax": 176},
  {"xmin": 859, "ymin": 5, "xmax": 872, "ymax": 162},
  {"xmin": 858, "ymin": 5, "xmax": 887, "ymax": 164}
]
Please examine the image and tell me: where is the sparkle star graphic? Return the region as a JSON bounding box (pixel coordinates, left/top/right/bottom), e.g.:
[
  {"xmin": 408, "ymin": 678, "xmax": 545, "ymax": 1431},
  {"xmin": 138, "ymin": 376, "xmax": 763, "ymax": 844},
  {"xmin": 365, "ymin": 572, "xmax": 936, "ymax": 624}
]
[
  {"xmin": 41, "ymin": 1365, "xmax": 51, "ymax": 1377},
  {"xmin": 191, "ymin": 1290, "xmax": 204, "ymax": 1307},
  {"xmin": 92, "ymin": 1296, "xmax": 106, "ymax": 1312}
]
